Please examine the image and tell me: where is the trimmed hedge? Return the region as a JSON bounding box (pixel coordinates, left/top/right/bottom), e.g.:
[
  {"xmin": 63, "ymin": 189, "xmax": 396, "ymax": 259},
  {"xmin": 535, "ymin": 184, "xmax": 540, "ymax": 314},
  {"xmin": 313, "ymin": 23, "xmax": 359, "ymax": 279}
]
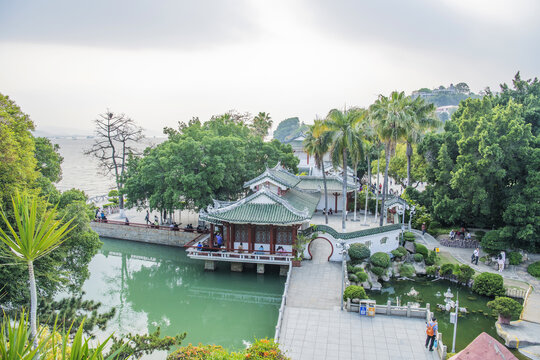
[
  {"xmin": 425, "ymin": 251, "xmax": 437, "ymax": 266},
  {"xmin": 508, "ymin": 252, "xmax": 522, "ymax": 265},
  {"xmin": 473, "ymin": 272, "xmax": 505, "ymax": 297},
  {"xmin": 348, "ymin": 243, "xmax": 371, "ymax": 261},
  {"xmin": 399, "ymin": 264, "xmax": 415, "ymax": 277},
  {"xmin": 391, "ymin": 247, "xmax": 408, "ymax": 259},
  {"xmin": 343, "ymin": 285, "xmax": 368, "ymax": 300},
  {"xmin": 426, "ymin": 266, "xmax": 437, "ymax": 276},
  {"xmin": 481, "ymin": 230, "xmax": 507, "ymax": 254},
  {"xmin": 528, "ymin": 261, "xmax": 540, "ymax": 278},
  {"xmin": 414, "ymin": 243, "xmax": 429, "ymax": 258},
  {"xmin": 456, "ymin": 264, "xmax": 474, "ymax": 284},
  {"xmin": 370, "ymin": 266, "xmax": 385, "ymax": 276},
  {"xmin": 413, "ymin": 254, "xmax": 424, "ymax": 262},
  {"xmin": 440, "ymin": 263, "xmax": 455, "ymax": 276},
  {"xmin": 403, "ymin": 232, "xmax": 415, "ymax": 242},
  {"xmin": 370, "ymin": 252, "xmax": 391, "ymax": 268},
  {"xmin": 487, "ymin": 296, "xmax": 523, "ymax": 319}
]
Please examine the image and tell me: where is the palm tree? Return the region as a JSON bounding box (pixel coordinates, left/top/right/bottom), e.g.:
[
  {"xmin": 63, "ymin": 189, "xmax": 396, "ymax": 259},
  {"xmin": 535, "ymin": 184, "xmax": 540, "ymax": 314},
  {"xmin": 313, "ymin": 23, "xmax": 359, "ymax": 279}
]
[
  {"xmin": 357, "ymin": 114, "xmax": 378, "ymax": 225},
  {"xmin": 0, "ymin": 193, "xmax": 74, "ymax": 350},
  {"xmin": 404, "ymin": 97, "xmax": 440, "ymax": 187},
  {"xmin": 349, "ymin": 124, "xmax": 366, "ymax": 222},
  {"xmin": 325, "ymin": 107, "xmax": 366, "ymax": 231},
  {"xmin": 304, "ymin": 120, "xmax": 331, "ymax": 224},
  {"xmin": 370, "ymin": 92, "xmax": 411, "ymax": 226},
  {"xmin": 251, "ymin": 112, "xmax": 273, "ymax": 138}
]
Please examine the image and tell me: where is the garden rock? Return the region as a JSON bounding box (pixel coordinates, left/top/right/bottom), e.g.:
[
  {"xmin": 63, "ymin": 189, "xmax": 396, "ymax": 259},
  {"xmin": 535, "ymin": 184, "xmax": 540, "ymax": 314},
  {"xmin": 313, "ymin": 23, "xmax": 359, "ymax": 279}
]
[
  {"xmin": 392, "ymin": 262, "xmax": 401, "ymax": 277},
  {"xmin": 352, "ymin": 298, "xmax": 360, "ymax": 304},
  {"xmin": 361, "ymin": 281, "xmax": 371, "ymax": 290},
  {"xmin": 413, "ymin": 261, "xmax": 426, "ymax": 275},
  {"xmin": 381, "ymin": 267, "xmax": 392, "ymax": 282},
  {"xmin": 371, "ymin": 280, "xmax": 382, "ymax": 291},
  {"xmin": 404, "ymin": 241, "xmax": 416, "ymax": 254}
]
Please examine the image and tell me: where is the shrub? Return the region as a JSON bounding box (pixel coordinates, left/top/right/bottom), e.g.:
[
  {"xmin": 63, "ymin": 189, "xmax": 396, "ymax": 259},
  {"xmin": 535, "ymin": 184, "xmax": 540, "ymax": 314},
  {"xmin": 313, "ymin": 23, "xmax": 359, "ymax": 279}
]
[
  {"xmin": 168, "ymin": 339, "xmax": 288, "ymax": 360},
  {"xmin": 481, "ymin": 230, "xmax": 507, "ymax": 254},
  {"xmin": 440, "ymin": 263, "xmax": 455, "ymax": 276},
  {"xmin": 414, "ymin": 243, "xmax": 429, "ymax": 258},
  {"xmin": 413, "ymin": 254, "xmax": 424, "ymax": 262},
  {"xmin": 245, "ymin": 338, "xmax": 289, "ymax": 360},
  {"xmin": 343, "ymin": 285, "xmax": 368, "ymax": 300},
  {"xmin": 356, "ymin": 272, "xmax": 368, "ymax": 283},
  {"xmin": 456, "ymin": 264, "xmax": 474, "ymax": 284},
  {"xmin": 399, "ymin": 264, "xmax": 415, "ymax": 277},
  {"xmin": 370, "ymin": 252, "xmax": 390, "ymax": 268},
  {"xmin": 428, "ymin": 220, "xmax": 441, "ymax": 233},
  {"xmin": 487, "ymin": 297, "xmax": 523, "ymax": 319},
  {"xmin": 397, "ymin": 246, "xmax": 408, "ymax": 257},
  {"xmin": 473, "ymin": 272, "xmax": 505, "ymax": 297},
  {"xmin": 403, "ymin": 232, "xmax": 415, "ymax": 242},
  {"xmin": 347, "ymin": 264, "xmax": 355, "ymax": 273},
  {"xmin": 426, "ymin": 266, "xmax": 438, "ymax": 276},
  {"xmin": 370, "ymin": 266, "xmax": 385, "ymax": 276},
  {"xmin": 168, "ymin": 344, "xmax": 231, "ymax": 360},
  {"xmin": 425, "ymin": 251, "xmax": 437, "ymax": 266},
  {"xmin": 348, "ymin": 243, "xmax": 371, "ymax": 261},
  {"xmin": 348, "ymin": 273, "xmax": 359, "ymax": 282},
  {"xmin": 528, "ymin": 261, "xmax": 540, "ymax": 278},
  {"xmin": 391, "ymin": 249, "xmax": 402, "ymax": 258},
  {"xmin": 474, "ymin": 230, "xmax": 486, "ymax": 242},
  {"xmin": 508, "ymin": 252, "xmax": 523, "ymax": 265}
]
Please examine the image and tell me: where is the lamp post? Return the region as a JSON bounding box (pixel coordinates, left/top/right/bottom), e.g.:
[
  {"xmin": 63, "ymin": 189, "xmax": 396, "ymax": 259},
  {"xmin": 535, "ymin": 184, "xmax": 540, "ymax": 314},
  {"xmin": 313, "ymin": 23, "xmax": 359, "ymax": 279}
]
[
  {"xmin": 408, "ymin": 206, "xmax": 416, "ymax": 231},
  {"xmin": 397, "ymin": 205, "xmax": 405, "ymax": 246},
  {"xmin": 336, "ymin": 240, "xmax": 350, "ymax": 311},
  {"xmin": 451, "ymin": 294, "xmax": 459, "ymax": 353}
]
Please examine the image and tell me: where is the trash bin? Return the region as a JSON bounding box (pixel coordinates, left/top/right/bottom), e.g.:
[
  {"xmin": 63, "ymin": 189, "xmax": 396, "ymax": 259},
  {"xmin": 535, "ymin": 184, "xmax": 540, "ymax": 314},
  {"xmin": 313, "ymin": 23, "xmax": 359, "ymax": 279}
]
[{"xmin": 359, "ymin": 299, "xmax": 376, "ymax": 316}]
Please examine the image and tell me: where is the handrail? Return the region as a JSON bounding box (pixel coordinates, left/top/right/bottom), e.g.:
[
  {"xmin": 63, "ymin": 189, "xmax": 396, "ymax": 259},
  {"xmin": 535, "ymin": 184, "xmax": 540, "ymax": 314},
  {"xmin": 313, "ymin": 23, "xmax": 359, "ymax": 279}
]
[
  {"xmin": 186, "ymin": 248, "xmax": 294, "ymax": 262},
  {"xmin": 92, "ymin": 219, "xmax": 208, "ymax": 233},
  {"xmin": 301, "ymin": 223, "xmax": 402, "ymax": 240},
  {"xmin": 274, "ymin": 262, "xmax": 292, "ymax": 341}
]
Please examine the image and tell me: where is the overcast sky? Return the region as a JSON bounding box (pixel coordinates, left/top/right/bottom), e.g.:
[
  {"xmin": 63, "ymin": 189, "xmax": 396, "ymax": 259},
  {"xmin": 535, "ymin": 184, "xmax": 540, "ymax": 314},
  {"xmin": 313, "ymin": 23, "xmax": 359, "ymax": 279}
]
[{"xmin": 1, "ymin": 0, "xmax": 539, "ymax": 136}]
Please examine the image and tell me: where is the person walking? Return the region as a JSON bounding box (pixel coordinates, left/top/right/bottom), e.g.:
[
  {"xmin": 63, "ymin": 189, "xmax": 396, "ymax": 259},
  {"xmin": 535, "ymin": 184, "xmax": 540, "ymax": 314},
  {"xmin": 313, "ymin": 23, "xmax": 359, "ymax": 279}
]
[
  {"xmin": 421, "ymin": 223, "xmax": 427, "ymax": 236},
  {"xmin": 425, "ymin": 317, "xmax": 438, "ymax": 351},
  {"xmin": 472, "ymin": 247, "xmax": 479, "ymax": 265},
  {"xmin": 145, "ymin": 210, "xmax": 150, "ymax": 225}
]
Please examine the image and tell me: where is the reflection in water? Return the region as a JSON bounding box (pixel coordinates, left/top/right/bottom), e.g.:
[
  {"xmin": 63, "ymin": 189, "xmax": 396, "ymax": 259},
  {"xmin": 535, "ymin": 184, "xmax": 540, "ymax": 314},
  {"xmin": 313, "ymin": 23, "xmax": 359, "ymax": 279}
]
[{"xmin": 82, "ymin": 238, "xmax": 285, "ymax": 358}]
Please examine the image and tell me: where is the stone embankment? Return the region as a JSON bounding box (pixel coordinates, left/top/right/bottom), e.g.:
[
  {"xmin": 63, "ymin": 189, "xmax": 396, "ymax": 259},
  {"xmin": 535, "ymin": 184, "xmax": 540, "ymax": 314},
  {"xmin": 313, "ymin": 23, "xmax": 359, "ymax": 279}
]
[{"xmin": 90, "ymin": 221, "xmax": 200, "ymax": 247}]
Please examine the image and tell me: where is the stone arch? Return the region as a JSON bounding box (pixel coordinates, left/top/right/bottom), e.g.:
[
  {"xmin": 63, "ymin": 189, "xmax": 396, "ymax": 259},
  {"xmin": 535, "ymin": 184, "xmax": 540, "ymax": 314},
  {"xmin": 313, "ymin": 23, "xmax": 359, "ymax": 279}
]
[{"xmin": 307, "ymin": 237, "xmax": 334, "ymax": 262}]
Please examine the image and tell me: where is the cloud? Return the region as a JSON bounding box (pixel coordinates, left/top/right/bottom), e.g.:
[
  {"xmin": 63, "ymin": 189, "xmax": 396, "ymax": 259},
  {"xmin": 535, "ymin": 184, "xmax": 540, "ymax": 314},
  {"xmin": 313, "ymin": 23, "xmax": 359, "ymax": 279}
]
[{"xmin": 0, "ymin": 0, "xmax": 259, "ymax": 49}]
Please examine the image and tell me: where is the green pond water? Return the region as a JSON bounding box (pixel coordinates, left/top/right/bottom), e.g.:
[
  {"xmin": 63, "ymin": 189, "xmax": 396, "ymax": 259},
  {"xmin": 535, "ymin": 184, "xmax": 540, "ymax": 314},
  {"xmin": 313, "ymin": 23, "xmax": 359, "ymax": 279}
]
[
  {"xmin": 81, "ymin": 238, "xmax": 285, "ymax": 358},
  {"xmin": 367, "ymin": 278, "xmax": 526, "ymax": 357}
]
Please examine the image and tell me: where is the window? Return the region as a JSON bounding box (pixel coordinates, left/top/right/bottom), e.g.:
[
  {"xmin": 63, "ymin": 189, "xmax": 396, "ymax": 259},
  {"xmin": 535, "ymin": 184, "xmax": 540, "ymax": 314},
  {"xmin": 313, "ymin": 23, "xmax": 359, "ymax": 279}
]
[
  {"xmin": 365, "ymin": 241, "xmax": 371, "ymax": 248},
  {"xmin": 255, "ymin": 225, "xmax": 270, "ymax": 244},
  {"xmin": 276, "ymin": 227, "xmax": 292, "ymax": 245},
  {"xmin": 380, "ymin": 237, "xmax": 388, "ymax": 245},
  {"xmin": 235, "ymin": 225, "xmax": 249, "ymax": 243}
]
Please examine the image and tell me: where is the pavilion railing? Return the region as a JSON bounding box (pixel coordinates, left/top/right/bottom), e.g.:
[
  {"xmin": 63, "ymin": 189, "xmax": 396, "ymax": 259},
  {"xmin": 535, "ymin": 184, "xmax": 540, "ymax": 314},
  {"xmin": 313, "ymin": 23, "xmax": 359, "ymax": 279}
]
[
  {"xmin": 274, "ymin": 262, "xmax": 292, "ymax": 341},
  {"xmin": 185, "ymin": 248, "xmax": 294, "ymax": 263}
]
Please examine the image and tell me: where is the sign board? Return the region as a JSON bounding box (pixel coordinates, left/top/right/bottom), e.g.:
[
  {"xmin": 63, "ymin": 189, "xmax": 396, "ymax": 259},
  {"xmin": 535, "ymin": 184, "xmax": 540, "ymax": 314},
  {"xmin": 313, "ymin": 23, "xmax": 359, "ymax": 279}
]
[
  {"xmin": 368, "ymin": 306, "xmax": 376, "ymax": 317},
  {"xmin": 360, "ymin": 305, "xmax": 367, "ymax": 316},
  {"xmin": 435, "ymin": 247, "xmax": 440, "ymax": 253},
  {"xmin": 450, "ymin": 312, "xmax": 457, "ymax": 324}
]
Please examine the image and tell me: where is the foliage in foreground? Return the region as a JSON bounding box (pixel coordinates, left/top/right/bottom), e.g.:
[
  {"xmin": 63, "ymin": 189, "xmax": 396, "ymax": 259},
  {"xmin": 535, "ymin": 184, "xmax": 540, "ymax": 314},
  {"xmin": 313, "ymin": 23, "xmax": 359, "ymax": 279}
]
[
  {"xmin": 487, "ymin": 296, "xmax": 523, "ymax": 319},
  {"xmin": 167, "ymin": 339, "xmax": 289, "ymax": 360},
  {"xmin": 528, "ymin": 261, "xmax": 540, "ymax": 278},
  {"xmin": 472, "ymin": 272, "xmax": 505, "ymax": 297},
  {"xmin": 370, "ymin": 252, "xmax": 390, "ymax": 268},
  {"xmin": 348, "ymin": 243, "xmax": 371, "ymax": 261}
]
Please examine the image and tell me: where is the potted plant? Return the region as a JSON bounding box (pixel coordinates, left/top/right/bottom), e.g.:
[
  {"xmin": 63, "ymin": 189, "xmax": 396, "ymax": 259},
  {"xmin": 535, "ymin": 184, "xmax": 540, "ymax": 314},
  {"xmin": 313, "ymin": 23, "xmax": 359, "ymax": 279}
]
[
  {"xmin": 487, "ymin": 296, "xmax": 523, "ymax": 325},
  {"xmin": 292, "ymin": 234, "xmax": 310, "ymax": 267}
]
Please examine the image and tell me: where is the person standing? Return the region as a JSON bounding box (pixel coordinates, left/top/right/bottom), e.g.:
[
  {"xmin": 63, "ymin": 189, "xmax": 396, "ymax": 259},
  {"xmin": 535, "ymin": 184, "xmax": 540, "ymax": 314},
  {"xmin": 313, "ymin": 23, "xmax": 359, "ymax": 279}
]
[
  {"xmin": 425, "ymin": 317, "xmax": 438, "ymax": 351},
  {"xmin": 421, "ymin": 223, "xmax": 427, "ymax": 236},
  {"xmin": 472, "ymin": 247, "xmax": 479, "ymax": 265},
  {"xmin": 216, "ymin": 233, "xmax": 223, "ymax": 247},
  {"xmin": 145, "ymin": 210, "xmax": 150, "ymax": 225}
]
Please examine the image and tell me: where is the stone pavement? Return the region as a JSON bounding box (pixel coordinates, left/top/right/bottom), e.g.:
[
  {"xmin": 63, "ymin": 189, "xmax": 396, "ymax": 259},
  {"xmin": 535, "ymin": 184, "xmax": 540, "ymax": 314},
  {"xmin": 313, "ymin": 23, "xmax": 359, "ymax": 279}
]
[{"xmin": 279, "ymin": 238, "xmax": 437, "ymax": 360}]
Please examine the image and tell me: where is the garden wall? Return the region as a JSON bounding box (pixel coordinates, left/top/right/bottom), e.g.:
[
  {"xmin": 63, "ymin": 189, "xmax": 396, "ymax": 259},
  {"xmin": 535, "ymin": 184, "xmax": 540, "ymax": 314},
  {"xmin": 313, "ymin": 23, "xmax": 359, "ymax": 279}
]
[{"xmin": 90, "ymin": 221, "xmax": 200, "ymax": 247}]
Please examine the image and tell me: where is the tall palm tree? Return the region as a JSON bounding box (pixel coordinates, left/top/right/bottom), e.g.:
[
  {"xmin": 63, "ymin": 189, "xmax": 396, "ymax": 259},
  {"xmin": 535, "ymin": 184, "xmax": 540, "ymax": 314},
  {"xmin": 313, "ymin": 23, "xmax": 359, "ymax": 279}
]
[
  {"xmin": 349, "ymin": 129, "xmax": 365, "ymax": 222},
  {"xmin": 404, "ymin": 97, "xmax": 440, "ymax": 187},
  {"xmin": 357, "ymin": 114, "xmax": 377, "ymax": 225},
  {"xmin": 325, "ymin": 107, "xmax": 366, "ymax": 231},
  {"xmin": 251, "ymin": 112, "xmax": 273, "ymax": 138},
  {"xmin": 304, "ymin": 120, "xmax": 331, "ymax": 224},
  {"xmin": 0, "ymin": 193, "xmax": 74, "ymax": 350},
  {"xmin": 370, "ymin": 92, "xmax": 412, "ymax": 226}
]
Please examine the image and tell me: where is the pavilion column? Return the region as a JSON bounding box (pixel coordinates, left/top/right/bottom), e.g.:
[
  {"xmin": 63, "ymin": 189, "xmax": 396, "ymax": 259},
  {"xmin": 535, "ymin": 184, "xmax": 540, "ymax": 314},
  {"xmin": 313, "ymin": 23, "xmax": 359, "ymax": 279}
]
[
  {"xmin": 270, "ymin": 225, "xmax": 276, "ymax": 254},
  {"xmin": 334, "ymin": 193, "xmax": 338, "ymax": 212},
  {"xmin": 226, "ymin": 223, "xmax": 232, "ymax": 252},
  {"xmin": 230, "ymin": 223, "xmax": 236, "ymax": 251},
  {"xmin": 248, "ymin": 224, "xmax": 254, "ymax": 253},
  {"xmin": 210, "ymin": 224, "xmax": 215, "ymax": 248},
  {"xmin": 292, "ymin": 225, "xmax": 298, "ymax": 257}
]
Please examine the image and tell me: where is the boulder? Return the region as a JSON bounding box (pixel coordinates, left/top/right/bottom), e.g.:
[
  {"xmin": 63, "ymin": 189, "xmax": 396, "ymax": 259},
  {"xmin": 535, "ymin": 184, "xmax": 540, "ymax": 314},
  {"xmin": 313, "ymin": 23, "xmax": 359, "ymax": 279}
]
[
  {"xmin": 361, "ymin": 281, "xmax": 371, "ymax": 290},
  {"xmin": 352, "ymin": 298, "xmax": 360, "ymax": 304},
  {"xmin": 413, "ymin": 261, "xmax": 426, "ymax": 275},
  {"xmin": 404, "ymin": 241, "xmax": 416, "ymax": 254},
  {"xmin": 371, "ymin": 281, "xmax": 382, "ymax": 291},
  {"xmin": 381, "ymin": 267, "xmax": 392, "ymax": 282},
  {"xmin": 392, "ymin": 262, "xmax": 401, "ymax": 278}
]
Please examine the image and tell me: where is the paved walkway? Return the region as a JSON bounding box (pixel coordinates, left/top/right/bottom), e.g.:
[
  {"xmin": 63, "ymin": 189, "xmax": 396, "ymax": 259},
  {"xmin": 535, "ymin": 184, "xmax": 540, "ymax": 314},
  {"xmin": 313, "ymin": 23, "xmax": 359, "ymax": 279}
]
[
  {"xmin": 414, "ymin": 230, "xmax": 540, "ymax": 324},
  {"xmin": 279, "ymin": 240, "xmax": 437, "ymax": 360}
]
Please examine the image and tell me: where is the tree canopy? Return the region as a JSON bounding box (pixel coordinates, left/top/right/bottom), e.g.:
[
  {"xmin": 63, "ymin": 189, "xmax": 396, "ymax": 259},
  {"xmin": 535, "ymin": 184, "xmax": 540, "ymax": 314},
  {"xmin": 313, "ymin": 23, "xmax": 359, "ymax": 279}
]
[
  {"xmin": 273, "ymin": 117, "xmax": 308, "ymax": 142},
  {"xmin": 123, "ymin": 115, "xmax": 299, "ymax": 212}
]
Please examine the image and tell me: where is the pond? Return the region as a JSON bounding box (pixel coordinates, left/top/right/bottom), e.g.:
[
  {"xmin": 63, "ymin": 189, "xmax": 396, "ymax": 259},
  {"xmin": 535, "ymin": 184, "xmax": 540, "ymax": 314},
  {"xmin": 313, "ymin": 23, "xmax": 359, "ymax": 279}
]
[
  {"xmin": 80, "ymin": 237, "xmax": 285, "ymax": 359},
  {"xmin": 367, "ymin": 277, "xmax": 525, "ymax": 357}
]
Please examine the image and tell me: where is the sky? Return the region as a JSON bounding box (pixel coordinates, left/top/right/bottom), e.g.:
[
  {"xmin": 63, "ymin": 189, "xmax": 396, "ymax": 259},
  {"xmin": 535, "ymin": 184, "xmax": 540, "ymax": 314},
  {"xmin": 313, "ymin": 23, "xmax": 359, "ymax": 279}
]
[{"xmin": 1, "ymin": 0, "xmax": 539, "ymax": 136}]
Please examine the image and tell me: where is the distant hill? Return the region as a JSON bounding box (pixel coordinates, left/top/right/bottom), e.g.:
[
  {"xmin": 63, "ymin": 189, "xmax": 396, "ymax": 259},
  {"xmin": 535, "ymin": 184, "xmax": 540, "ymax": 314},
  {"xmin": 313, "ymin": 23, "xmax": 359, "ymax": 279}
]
[
  {"xmin": 273, "ymin": 117, "xmax": 308, "ymax": 143},
  {"xmin": 411, "ymin": 82, "xmax": 481, "ymax": 107}
]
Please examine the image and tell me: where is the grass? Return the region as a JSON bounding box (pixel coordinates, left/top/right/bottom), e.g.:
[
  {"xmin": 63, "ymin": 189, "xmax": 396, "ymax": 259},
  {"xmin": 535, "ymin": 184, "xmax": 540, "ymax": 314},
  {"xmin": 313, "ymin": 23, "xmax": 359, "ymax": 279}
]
[
  {"xmin": 429, "ymin": 227, "xmax": 455, "ymax": 237},
  {"xmin": 436, "ymin": 251, "xmax": 460, "ymax": 266}
]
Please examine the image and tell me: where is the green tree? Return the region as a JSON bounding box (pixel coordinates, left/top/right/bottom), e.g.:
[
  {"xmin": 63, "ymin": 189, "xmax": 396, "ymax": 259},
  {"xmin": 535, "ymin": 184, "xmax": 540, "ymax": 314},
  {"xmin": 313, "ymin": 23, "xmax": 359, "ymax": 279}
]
[
  {"xmin": 251, "ymin": 112, "xmax": 273, "ymax": 138},
  {"xmin": 304, "ymin": 120, "xmax": 331, "ymax": 224},
  {"xmin": 273, "ymin": 117, "xmax": 308, "ymax": 142},
  {"xmin": 325, "ymin": 107, "xmax": 366, "ymax": 231},
  {"xmin": 370, "ymin": 91, "xmax": 411, "ymax": 226},
  {"xmin": 0, "ymin": 193, "xmax": 74, "ymax": 349},
  {"xmin": 34, "ymin": 137, "xmax": 63, "ymax": 183}
]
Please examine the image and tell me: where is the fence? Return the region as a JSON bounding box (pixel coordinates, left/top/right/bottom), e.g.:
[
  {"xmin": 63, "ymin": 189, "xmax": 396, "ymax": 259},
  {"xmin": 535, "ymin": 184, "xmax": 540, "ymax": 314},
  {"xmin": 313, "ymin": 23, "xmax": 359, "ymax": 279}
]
[
  {"xmin": 301, "ymin": 223, "xmax": 402, "ymax": 240},
  {"xmin": 274, "ymin": 263, "xmax": 292, "ymax": 341},
  {"xmin": 505, "ymin": 287, "xmax": 528, "ymax": 299}
]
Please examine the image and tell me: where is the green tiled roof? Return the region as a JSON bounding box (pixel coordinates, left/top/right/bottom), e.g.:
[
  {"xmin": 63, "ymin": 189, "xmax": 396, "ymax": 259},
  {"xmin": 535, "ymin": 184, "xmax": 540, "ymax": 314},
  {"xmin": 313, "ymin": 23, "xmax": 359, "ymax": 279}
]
[
  {"xmin": 244, "ymin": 163, "xmax": 300, "ymax": 189},
  {"xmin": 296, "ymin": 176, "xmax": 356, "ymax": 192},
  {"xmin": 200, "ymin": 187, "xmax": 319, "ymax": 225},
  {"xmin": 301, "ymin": 224, "xmax": 402, "ymax": 240}
]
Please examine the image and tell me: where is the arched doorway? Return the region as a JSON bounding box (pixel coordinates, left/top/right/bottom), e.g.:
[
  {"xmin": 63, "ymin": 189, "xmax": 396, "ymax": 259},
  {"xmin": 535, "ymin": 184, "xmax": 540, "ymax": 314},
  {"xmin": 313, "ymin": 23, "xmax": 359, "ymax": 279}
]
[{"xmin": 308, "ymin": 237, "xmax": 334, "ymax": 263}]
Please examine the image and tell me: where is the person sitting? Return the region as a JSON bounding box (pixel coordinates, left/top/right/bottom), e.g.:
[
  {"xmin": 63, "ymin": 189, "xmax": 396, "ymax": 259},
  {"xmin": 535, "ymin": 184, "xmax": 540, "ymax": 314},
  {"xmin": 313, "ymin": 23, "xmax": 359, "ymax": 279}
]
[
  {"xmin": 277, "ymin": 246, "xmax": 285, "ymax": 254},
  {"xmin": 465, "ymin": 232, "xmax": 471, "ymax": 240},
  {"xmin": 197, "ymin": 241, "xmax": 202, "ymax": 251},
  {"xmin": 124, "ymin": 217, "xmax": 129, "ymax": 225},
  {"xmin": 329, "ymin": 208, "xmax": 333, "ymax": 215},
  {"xmin": 255, "ymin": 245, "xmax": 265, "ymax": 255},
  {"xmin": 237, "ymin": 242, "xmax": 244, "ymax": 253},
  {"xmin": 449, "ymin": 230, "xmax": 455, "ymax": 240},
  {"xmin": 153, "ymin": 219, "xmax": 159, "ymax": 228},
  {"xmin": 173, "ymin": 222, "xmax": 179, "ymax": 231}
]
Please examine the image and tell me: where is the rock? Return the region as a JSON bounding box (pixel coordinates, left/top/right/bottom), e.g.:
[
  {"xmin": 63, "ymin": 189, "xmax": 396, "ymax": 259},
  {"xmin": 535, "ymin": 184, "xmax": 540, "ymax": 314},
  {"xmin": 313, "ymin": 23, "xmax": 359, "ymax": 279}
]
[
  {"xmin": 381, "ymin": 267, "xmax": 392, "ymax": 282},
  {"xmin": 371, "ymin": 281, "xmax": 382, "ymax": 291},
  {"xmin": 413, "ymin": 261, "xmax": 426, "ymax": 275},
  {"xmin": 352, "ymin": 298, "xmax": 360, "ymax": 304},
  {"xmin": 361, "ymin": 281, "xmax": 371, "ymax": 290},
  {"xmin": 404, "ymin": 241, "xmax": 416, "ymax": 254},
  {"xmin": 392, "ymin": 262, "xmax": 401, "ymax": 278},
  {"xmin": 349, "ymin": 273, "xmax": 359, "ymax": 282}
]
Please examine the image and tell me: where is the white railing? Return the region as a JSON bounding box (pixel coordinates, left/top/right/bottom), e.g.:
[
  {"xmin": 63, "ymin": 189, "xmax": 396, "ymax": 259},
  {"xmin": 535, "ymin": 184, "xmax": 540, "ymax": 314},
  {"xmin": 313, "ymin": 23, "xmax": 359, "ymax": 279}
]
[
  {"xmin": 187, "ymin": 249, "xmax": 293, "ymax": 264},
  {"xmin": 274, "ymin": 263, "xmax": 292, "ymax": 341}
]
